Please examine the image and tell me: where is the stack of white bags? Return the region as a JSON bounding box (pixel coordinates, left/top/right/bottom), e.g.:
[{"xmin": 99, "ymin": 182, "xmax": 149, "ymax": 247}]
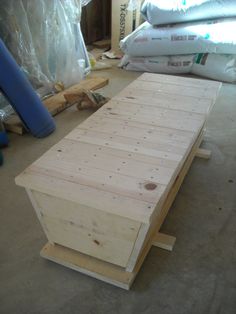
[{"xmin": 120, "ymin": 0, "xmax": 236, "ymax": 83}]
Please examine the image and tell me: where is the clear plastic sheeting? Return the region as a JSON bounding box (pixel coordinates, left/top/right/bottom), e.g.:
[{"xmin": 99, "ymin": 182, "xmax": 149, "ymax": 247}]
[
  {"xmin": 0, "ymin": 93, "xmax": 14, "ymax": 122},
  {"xmin": 0, "ymin": 0, "xmax": 90, "ymax": 93},
  {"xmin": 82, "ymin": 0, "xmax": 92, "ymax": 6},
  {"xmin": 127, "ymin": 0, "xmax": 140, "ymax": 11}
]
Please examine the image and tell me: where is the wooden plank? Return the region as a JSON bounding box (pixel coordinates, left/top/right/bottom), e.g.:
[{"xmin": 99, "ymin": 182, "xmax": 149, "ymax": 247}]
[
  {"xmin": 16, "ymin": 171, "xmax": 156, "ymax": 224},
  {"xmin": 44, "ymin": 77, "xmax": 109, "ymax": 115},
  {"xmin": 40, "ymin": 129, "xmax": 203, "ymax": 290},
  {"xmin": 79, "ymin": 115, "xmax": 195, "ymax": 144},
  {"xmin": 3, "ymin": 115, "xmax": 26, "ymax": 135},
  {"xmin": 129, "ymin": 80, "xmax": 216, "ymax": 100},
  {"xmin": 40, "ymin": 242, "xmax": 134, "ymax": 290},
  {"xmin": 62, "ymin": 138, "xmax": 179, "ymax": 170},
  {"xmin": 16, "ymin": 74, "xmax": 220, "ymax": 224},
  {"xmin": 4, "ymin": 77, "xmax": 109, "ymax": 135},
  {"xmin": 40, "ymin": 139, "xmax": 176, "ymax": 186},
  {"xmin": 126, "ymin": 128, "xmax": 205, "ymax": 273},
  {"xmin": 66, "ymin": 128, "xmax": 185, "ymax": 162},
  {"xmin": 101, "ymin": 100, "xmax": 205, "ymax": 121},
  {"xmin": 93, "ymin": 39, "xmax": 111, "ymax": 49},
  {"xmin": 95, "ymin": 110, "xmax": 204, "ymax": 133},
  {"xmin": 125, "ymin": 126, "xmax": 204, "ymax": 272},
  {"xmin": 63, "ymin": 77, "xmax": 109, "ymax": 105},
  {"xmin": 26, "ymin": 189, "xmax": 55, "ymax": 245},
  {"xmin": 30, "ymin": 162, "xmax": 166, "ymax": 204},
  {"xmin": 195, "ymin": 148, "xmax": 212, "ymax": 159},
  {"xmin": 115, "ymin": 88, "xmax": 213, "ymax": 115},
  {"xmin": 15, "ymin": 73, "xmax": 221, "ymax": 289},
  {"xmin": 138, "ymin": 73, "xmax": 221, "ymax": 90},
  {"xmin": 136, "ymin": 73, "xmax": 222, "ymax": 113},
  {"xmin": 152, "ymin": 232, "xmax": 176, "ymax": 251},
  {"xmin": 33, "ymin": 191, "xmax": 141, "ymax": 267}
]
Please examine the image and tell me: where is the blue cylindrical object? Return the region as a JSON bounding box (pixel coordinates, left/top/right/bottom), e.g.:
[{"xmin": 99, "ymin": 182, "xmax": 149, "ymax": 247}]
[
  {"xmin": 0, "ymin": 120, "xmax": 9, "ymax": 147},
  {"xmin": 0, "ymin": 150, "xmax": 3, "ymax": 166},
  {"xmin": 0, "ymin": 131, "xmax": 8, "ymax": 147},
  {"xmin": 0, "ymin": 39, "xmax": 55, "ymax": 138}
]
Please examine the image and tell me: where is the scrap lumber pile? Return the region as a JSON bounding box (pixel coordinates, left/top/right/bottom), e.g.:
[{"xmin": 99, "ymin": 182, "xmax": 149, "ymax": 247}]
[{"xmin": 4, "ymin": 77, "xmax": 109, "ymax": 135}]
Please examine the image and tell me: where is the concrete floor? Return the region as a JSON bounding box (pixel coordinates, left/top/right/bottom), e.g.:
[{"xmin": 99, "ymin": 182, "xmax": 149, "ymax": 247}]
[{"xmin": 0, "ymin": 66, "xmax": 236, "ymax": 314}]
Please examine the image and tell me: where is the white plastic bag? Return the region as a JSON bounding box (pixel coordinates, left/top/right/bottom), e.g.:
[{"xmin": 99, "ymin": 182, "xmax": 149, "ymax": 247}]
[
  {"xmin": 192, "ymin": 54, "xmax": 236, "ymax": 83},
  {"xmin": 120, "ymin": 54, "xmax": 194, "ymax": 73},
  {"xmin": 121, "ymin": 53, "xmax": 236, "ymax": 83},
  {"xmin": 120, "ymin": 19, "xmax": 236, "ymax": 57},
  {"xmin": 141, "ymin": 0, "xmax": 236, "ymax": 25}
]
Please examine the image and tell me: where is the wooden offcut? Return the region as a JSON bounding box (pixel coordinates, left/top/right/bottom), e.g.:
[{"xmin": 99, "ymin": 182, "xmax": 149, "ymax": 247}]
[
  {"xmin": 15, "ymin": 73, "xmax": 221, "ymax": 289},
  {"xmin": 152, "ymin": 233, "xmax": 176, "ymax": 251},
  {"xmin": 4, "ymin": 77, "xmax": 109, "ymax": 135},
  {"xmin": 196, "ymin": 148, "xmax": 212, "ymax": 159},
  {"xmin": 93, "ymin": 39, "xmax": 111, "ymax": 49}
]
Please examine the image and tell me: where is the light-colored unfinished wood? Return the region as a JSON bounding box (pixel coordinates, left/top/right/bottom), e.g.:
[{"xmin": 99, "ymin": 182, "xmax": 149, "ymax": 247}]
[
  {"xmin": 15, "ymin": 73, "xmax": 221, "ymax": 289},
  {"xmin": 93, "ymin": 39, "xmax": 111, "ymax": 49},
  {"xmin": 195, "ymin": 148, "xmax": 212, "ymax": 159},
  {"xmin": 152, "ymin": 232, "xmax": 176, "ymax": 251},
  {"xmin": 40, "ymin": 242, "xmax": 134, "ymax": 290},
  {"xmin": 32, "ymin": 190, "xmax": 141, "ymax": 267},
  {"xmin": 26, "ymin": 189, "xmax": 55, "ymax": 245},
  {"xmin": 126, "ymin": 127, "xmax": 205, "ymax": 273},
  {"xmin": 40, "ymin": 127, "xmax": 204, "ymax": 289},
  {"xmin": 139, "ymin": 73, "xmax": 221, "ymax": 90},
  {"xmin": 115, "ymin": 89, "xmax": 213, "ymax": 115},
  {"xmin": 4, "ymin": 77, "xmax": 109, "ymax": 134},
  {"xmin": 129, "ymin": 80, "xmax": 217, "ymax": 100}
]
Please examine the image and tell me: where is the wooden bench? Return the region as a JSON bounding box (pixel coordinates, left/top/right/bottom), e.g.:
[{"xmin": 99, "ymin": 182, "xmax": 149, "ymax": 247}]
[{"xmin": 15, "ymin": 73, "xmax": 221, "ymax": 289}]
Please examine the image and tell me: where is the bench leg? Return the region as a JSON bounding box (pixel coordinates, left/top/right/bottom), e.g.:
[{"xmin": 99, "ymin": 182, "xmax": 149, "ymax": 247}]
[
  {"xmin": 152, "ymin": 232, "xmax": 176, "ymax": 252},
  {"xmin": 195, "ymin": 148, "xmax": 212, "ymax": 159}
]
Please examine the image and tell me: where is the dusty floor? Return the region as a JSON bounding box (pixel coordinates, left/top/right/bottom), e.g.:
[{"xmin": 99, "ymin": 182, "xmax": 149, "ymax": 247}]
[{"xmin": 0, "ymin": 65, "xmax": 236, "ymax": 314}]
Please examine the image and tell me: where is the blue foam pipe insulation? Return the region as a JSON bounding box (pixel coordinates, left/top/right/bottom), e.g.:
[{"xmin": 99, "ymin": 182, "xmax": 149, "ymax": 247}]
[
  {"xmin": 0, "ymin": 150, "xmax": 3, "ymax": 166},
  {"xmin": 0, "ymin": 120, "xmax": 8, "ymax": 146},
  {"xmin": 0, "ymin": 39, "xmax": 56, "ymax": 138}
]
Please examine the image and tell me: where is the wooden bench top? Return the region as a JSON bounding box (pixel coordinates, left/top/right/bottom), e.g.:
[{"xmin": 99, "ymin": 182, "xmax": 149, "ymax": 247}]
[{"xmin": 15, "ymin": 73, "xmax": 221, "ymax": 223}]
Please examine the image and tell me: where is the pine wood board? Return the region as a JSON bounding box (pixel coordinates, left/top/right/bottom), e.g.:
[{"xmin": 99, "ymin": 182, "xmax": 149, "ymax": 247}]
[
  {"xmin": 40, "ymin": 242, "xmax": 134, "ymax": 290},
  {"xmin": 40, "ymin": 127, "xmax": 205, "ymax": 289},
  {"xmin": 4, "ymin": 77, "xmax": 109, "ymax": 135},
  {"xmin": 36, "ymin": 139, "xmax": 175, "ymax": 186},
  {"xmin": 126, "ymin": 127, "xmax": 205, "ymax": 272},
  {"xmin": 79, "ymin": 115, "xmax": 195, "ymax": 144},
  {"xmin": 115, "ymin": 89, "xmax": 213, "ymax": 115},
  {"xmin": 66, "ymin": 128, "xmax": 185, "ymax": 161},
  {"xmin": 100, "ymin": 100, "xmax": 205, "ymax": 121},
  {"xmin": 152, "ymin": 232, "xmax": 176, "ymax": 251},
  {"xmin": 139, "ymin": 72, "xmax": 220, "ymax": 87},
  {"xmin": 16, "ymin": 73, "xmax": 221, "ymax": 225},
  {"xmin": 15, "ymin": 73, "xmax": 221, "ymax": 288},
  {"xmin": 196, "ymin": 148, "xmax": 212, "ymax": 159},
  {"xmin": 34, "ymin": 190, "xmax": 141, "ymax": 268},
  {"xmin": 93, "ymin": 39, "xmax": 111, "ymax": 49}
]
